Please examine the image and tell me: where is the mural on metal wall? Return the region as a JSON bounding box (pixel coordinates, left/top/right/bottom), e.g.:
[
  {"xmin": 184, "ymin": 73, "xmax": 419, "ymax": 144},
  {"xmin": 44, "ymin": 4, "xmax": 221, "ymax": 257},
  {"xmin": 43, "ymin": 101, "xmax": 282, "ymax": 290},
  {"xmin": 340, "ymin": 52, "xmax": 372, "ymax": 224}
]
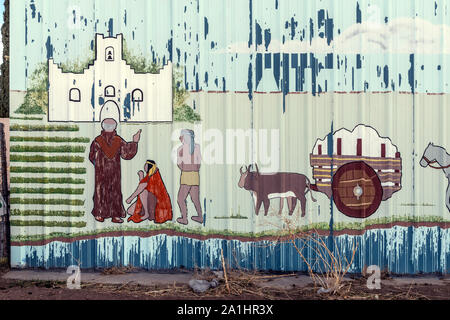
[{"xmin": 8, "ymin": 0, "xmax": 450, "ymax": 273}]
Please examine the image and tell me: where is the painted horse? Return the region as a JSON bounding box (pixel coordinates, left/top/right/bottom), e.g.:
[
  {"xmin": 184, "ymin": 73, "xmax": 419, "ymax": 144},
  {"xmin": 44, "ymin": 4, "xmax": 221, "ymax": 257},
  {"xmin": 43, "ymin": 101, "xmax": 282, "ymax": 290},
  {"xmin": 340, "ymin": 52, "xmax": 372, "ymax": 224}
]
[{"xmin": 420, "ymin": 143, "xmax": 450, "ymax": 212}]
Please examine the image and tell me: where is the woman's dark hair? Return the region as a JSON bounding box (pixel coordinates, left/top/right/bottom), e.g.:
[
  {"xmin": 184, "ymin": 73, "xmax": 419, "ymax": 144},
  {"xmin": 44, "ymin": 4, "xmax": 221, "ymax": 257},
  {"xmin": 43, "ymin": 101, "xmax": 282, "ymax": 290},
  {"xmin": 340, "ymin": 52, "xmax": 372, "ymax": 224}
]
[{"xmin": 145, "ymin": 160, "xmax": 156, "ymax": 173}]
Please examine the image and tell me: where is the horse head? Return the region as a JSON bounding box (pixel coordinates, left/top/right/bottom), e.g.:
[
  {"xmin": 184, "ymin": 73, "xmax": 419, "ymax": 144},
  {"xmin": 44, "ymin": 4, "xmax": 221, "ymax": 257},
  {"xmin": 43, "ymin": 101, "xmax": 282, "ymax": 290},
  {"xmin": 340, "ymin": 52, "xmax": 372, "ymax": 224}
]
[
  {"xmin": 420, "ymin": 143, "xmax": 435, "ymax": 168},
  {"xmin": 420, "ymin": 143, "xmax": 450, "ymax": 170}
]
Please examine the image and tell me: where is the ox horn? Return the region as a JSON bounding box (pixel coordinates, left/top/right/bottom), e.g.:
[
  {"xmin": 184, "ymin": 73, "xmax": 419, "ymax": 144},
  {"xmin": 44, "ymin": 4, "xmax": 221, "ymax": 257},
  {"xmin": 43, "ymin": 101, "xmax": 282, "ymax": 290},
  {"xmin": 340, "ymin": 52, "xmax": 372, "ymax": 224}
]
[
  {"xmin": 240, "ymin": 165, "xmax": 247, "ymax": 175},
  {"xmin": 254, "ymin": 163, "xmax": 260, "ymax": 174}
]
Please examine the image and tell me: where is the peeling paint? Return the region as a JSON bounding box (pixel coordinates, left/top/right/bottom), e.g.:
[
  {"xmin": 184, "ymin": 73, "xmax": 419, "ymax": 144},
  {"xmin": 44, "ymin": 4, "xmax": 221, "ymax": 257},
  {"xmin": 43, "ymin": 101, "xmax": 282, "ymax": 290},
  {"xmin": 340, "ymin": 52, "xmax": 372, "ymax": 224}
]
[
  {"xmin": 10, "ymin": 226, "xmax": 449, "ymax": 273},
  {"xmin": 9, "ymin": 0, "xmax": 450, "ymax": 273}
]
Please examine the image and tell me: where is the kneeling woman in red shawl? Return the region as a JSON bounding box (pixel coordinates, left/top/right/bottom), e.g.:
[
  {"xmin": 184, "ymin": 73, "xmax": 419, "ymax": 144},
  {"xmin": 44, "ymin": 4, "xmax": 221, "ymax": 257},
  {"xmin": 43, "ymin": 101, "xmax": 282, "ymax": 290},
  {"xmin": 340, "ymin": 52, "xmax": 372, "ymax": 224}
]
[{"xmin": 126, "ymin": 160, "xmax": 172, "ymax": 224}]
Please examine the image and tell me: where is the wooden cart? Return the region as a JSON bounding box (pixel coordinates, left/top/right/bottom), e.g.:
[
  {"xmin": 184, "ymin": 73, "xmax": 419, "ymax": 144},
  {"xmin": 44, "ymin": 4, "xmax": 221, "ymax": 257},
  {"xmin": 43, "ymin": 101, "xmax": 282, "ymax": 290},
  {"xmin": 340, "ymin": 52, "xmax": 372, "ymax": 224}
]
[{"xmin": 310, "ymin": 130, "xmax": 402, "ymax": 218}]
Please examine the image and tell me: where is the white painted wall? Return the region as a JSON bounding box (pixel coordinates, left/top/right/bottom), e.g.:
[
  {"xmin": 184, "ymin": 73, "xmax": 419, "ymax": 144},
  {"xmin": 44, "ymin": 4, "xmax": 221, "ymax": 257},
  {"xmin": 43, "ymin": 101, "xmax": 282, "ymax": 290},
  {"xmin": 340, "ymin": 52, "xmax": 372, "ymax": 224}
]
[{"xmin": 48, "ymin": 34, "xmax": 173, "ymax": 122}]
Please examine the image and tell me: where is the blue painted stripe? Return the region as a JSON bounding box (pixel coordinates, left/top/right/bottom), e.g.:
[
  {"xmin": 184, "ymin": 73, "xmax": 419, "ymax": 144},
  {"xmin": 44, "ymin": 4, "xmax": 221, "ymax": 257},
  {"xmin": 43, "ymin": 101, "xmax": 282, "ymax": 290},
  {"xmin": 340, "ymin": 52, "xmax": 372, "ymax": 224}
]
[{"xmin": 10, "ymin": 226, "xmax": 450, "ymax": 274}]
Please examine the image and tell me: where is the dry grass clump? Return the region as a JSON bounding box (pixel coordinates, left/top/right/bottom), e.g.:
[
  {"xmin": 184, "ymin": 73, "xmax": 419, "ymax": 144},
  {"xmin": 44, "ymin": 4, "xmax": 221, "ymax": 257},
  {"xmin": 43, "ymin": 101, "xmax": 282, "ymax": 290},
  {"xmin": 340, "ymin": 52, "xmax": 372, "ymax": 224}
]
[
  {"xmin": 101, "ymin": 266, "xmax": 139, "ymax": 275},
  {"xmin": 266, "ymin": 216, "xmax": 358, "ymax": 295}
]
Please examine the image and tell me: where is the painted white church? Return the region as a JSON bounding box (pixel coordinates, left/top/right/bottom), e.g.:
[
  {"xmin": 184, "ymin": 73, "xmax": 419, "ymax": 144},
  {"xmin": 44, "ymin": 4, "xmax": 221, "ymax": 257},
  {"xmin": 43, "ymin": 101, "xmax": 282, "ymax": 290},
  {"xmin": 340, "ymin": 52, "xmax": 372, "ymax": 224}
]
[{"xmin": 48, "ymin": 33, "xmax": 173, "ymax": 122}]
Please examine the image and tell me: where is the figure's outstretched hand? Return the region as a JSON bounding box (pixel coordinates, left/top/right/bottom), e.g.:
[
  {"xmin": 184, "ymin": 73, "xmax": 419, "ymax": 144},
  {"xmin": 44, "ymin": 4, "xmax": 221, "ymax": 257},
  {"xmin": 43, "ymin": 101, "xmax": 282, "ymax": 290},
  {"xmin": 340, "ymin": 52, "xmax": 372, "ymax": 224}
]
[
  {"xmin": 133, "ymin": 129, "xmax": 142, "ymax": 143},
  {"xmin": 138, "ymin": 170, "xmax": 145, "ymax": 181},
  {"xmin": 126, "ymin": 197, "xmax": 133, "ymax": 204}
]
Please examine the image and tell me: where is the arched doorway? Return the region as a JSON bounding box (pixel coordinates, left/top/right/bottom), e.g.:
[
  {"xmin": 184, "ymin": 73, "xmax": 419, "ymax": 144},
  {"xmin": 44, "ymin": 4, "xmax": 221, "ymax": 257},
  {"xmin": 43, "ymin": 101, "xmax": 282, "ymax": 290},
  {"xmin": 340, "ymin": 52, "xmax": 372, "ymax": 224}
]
[{"xmin": 99, "ymin": 100, "xmax": 121, "ymax": 123}]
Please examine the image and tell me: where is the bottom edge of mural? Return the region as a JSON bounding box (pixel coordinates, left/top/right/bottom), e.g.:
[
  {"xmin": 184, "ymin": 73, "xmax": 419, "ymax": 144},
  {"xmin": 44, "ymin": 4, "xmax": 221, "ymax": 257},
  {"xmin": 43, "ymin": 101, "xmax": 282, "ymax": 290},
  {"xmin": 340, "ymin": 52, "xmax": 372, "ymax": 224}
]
[
  {"xmin": 10, "ymin": 225, "xmax": 450, "ymax": 274},
  {"xmin": 10, "ymin": 220, "xmax": 450, "ymax": 247}
]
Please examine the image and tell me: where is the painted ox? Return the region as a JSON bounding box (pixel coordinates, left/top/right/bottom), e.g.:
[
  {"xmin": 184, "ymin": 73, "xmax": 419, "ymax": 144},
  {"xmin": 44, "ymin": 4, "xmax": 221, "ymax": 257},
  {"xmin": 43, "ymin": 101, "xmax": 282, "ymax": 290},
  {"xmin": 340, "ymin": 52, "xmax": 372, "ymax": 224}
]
[{"xmin": 238, "ymin": 164, "xmax": 316, "ymax": 216}]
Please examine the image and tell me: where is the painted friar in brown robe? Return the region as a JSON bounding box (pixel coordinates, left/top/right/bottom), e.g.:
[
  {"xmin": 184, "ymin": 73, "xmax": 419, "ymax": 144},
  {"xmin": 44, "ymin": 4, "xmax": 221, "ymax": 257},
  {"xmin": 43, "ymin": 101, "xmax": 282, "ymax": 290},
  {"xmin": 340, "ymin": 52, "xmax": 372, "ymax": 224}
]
[{"xmin": 89, "ymin": 120, "xmax": 141, "ymax": 223}]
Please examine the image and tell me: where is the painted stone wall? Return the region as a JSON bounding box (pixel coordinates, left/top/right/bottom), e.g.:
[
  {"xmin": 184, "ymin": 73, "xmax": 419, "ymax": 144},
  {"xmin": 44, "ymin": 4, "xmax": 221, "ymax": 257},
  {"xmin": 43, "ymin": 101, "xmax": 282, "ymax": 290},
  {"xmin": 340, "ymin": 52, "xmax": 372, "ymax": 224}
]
[{"xmin": 8, "ymin": 0, "xmax": 450, "ymax": 274}]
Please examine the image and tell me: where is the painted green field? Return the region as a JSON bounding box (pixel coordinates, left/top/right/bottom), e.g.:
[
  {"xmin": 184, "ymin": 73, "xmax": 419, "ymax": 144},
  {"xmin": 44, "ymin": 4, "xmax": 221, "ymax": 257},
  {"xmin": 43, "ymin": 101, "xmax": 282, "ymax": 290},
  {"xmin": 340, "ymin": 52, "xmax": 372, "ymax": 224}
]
[
  {"xmin": 11, "ymin": 177, "xmax": 85, "ymax": 184},
  {"xmin": 11, "ymin": 187, "xmax": 85, "ymax": 195},
  {"xmin": 11, "ymin": 136, "xmax": 90, "ymax": 143},
  {"xmin": 10, "ymin": 124, "xmax": 79, "ymax": 131},
  {"xmin": 11, "ymin": 166, "xmax": 86, "ymax": 174},
  {"xmin": 11, "ymin": 198, "xmax": 85, "ymax": 206},
  {"xmin": 11, "ymin": 154, "xmax": 85, "ymax": 163},
  {"xmin": 11, "ymin": 145, "xmax": 86, "ymax": 153},
  {"xmin": 9, "ymin": 116, "xmax": 90, "ymax": 231},
  {"xmin": 11, "ymin": 209, "xmax": 85, "ymax": 217},
  {"xmin": 10, "ymin": 220, "xmax": 87, "ymax": 228}
]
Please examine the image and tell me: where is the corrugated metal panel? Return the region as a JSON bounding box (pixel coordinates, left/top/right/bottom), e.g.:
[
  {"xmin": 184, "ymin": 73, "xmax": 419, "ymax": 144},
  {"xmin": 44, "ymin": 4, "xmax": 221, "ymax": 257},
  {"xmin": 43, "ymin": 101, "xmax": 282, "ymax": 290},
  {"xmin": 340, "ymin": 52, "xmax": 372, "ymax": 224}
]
[
  {"xmin": 0, "ymin": 120, "xmax": 9, "ymax": 261},
  {"xmin": 8, "ymin": 0, "xmax": 450, "ymax": 274}
]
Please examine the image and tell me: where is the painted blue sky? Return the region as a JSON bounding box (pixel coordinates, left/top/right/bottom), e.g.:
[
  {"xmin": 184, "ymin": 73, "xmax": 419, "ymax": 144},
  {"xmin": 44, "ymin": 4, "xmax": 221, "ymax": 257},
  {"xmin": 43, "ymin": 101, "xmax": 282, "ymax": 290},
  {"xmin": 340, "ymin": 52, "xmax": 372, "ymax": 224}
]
[{"xmin": 10, "ymin": 0, "xmax": 450, "ymax": 94}]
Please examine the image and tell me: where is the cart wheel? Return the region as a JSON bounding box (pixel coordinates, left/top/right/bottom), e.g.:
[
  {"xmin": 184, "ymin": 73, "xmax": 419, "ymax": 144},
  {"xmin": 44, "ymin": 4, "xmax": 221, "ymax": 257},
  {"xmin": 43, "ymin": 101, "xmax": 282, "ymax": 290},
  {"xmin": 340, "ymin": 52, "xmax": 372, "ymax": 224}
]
[{"xmin": 331, "ymin": 161, "xmax": 383, "ymax": 218}]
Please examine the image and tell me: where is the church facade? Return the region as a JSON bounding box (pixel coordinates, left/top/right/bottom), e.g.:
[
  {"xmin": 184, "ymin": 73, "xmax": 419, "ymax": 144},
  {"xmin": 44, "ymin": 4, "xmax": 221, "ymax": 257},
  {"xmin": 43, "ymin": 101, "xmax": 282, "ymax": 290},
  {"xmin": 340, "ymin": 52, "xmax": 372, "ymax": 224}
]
[{"xmin": 48, "ymin": 33, "xmax": 173, "ymax": 122}]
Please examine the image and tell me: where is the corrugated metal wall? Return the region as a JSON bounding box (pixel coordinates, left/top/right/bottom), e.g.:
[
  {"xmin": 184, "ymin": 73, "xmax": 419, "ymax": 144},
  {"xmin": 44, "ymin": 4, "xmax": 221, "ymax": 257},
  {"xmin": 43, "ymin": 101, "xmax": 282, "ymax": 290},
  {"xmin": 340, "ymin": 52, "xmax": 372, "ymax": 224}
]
[
  {"xmin": 0, "ymin": 121, "xmax": 9, "ymax": 261},
  {"xmin": 8, "ymin": 0, "xmax": 450, "ymax": 274}
]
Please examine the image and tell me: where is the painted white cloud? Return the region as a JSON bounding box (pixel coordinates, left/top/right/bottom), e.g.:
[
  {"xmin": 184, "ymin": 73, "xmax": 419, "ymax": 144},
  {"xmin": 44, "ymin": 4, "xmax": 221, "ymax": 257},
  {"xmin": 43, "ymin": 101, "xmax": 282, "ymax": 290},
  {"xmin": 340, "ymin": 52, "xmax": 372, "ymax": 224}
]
[
  {"xmin": 334, "ymin": 17, "xmax": 450, "ymax": 54},
  {"xmin": 216, "ymin": 17, "xmax": 450, "ymax": 54},
  {"xmin": 215, "ymin": 38, "xmax": 330, "ymax": 54}
]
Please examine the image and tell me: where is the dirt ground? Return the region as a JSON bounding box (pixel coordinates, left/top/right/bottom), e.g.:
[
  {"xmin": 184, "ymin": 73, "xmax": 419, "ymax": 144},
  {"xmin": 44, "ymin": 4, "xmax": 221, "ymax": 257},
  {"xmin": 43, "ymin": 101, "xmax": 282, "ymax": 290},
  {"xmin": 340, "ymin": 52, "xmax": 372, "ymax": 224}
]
[{"xmin": 0, "ymin": 266, "xmax": 448, "ymax": 300}]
